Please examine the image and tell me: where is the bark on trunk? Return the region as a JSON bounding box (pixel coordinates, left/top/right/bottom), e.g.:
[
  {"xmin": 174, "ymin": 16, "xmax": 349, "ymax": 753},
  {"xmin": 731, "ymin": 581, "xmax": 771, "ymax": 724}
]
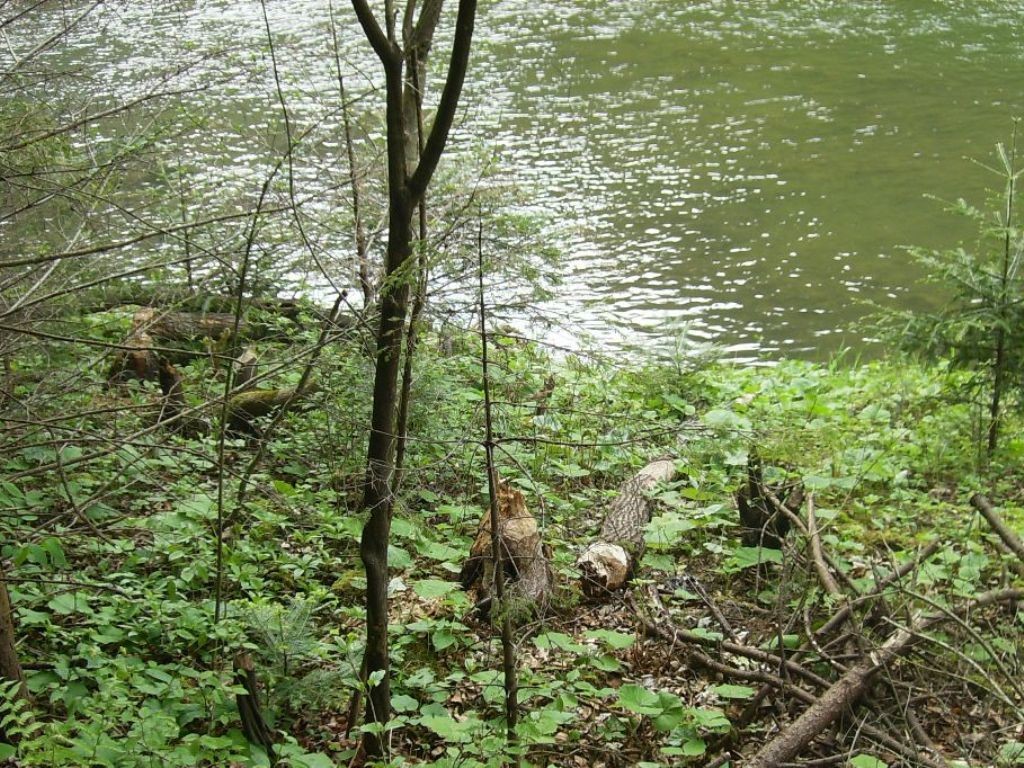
[
  {"xmin": 349, "ymin": 0, "xmax": 479, "ymax": 756},
  {"xmin": 0, "ymin": 561, "xmax": 27, "ymax": 714},
  {"xmin": 735, "ymin": 452, "xmax": 802, "ymax": 549},
  {"xmin": 233, "ymin": 653, "xmax": 276, "ymax": 761},
  {"xmin": 460, "ymin": 481, "xmax": 553, "ymax": 612},
  {"xmin": 577, "ymin": 459, "xmax": 676, "ymax": 597}
]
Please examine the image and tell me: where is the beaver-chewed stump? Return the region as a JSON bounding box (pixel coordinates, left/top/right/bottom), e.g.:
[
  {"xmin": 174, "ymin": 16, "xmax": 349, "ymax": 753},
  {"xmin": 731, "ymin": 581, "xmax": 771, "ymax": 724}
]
[
  {"xmin": 459, "ymin": 481, "xmax": 553, "ymax": 616},
  {"xmin": 576, "ymin": 458, "xmax": 676, "ymax": 599},
  {"xmin": 736, "ymin": 451, "xmax": 804, "ymax": 549}
]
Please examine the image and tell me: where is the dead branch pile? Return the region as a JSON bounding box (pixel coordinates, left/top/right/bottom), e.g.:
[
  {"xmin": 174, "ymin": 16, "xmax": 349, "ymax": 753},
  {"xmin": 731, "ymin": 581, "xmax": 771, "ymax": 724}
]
[{"xmin": 627, "ymin": 489, "xmax": 1024, "ymax": 767}]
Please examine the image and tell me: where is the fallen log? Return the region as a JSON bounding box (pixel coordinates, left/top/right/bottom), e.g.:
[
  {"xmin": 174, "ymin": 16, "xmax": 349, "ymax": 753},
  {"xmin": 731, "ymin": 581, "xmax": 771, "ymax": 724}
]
[
  {"xmin": 226, "ymin": 383, "xmax": 317, "ymax": 435},
  {"xmin": 745, "ymin": 587, "xmax": 1024, "ymax": 768},
  {"xmin": 132, "ymin": 308, "xmax": 262, "ymax": 342},
  {"xmin": 634, "ymin": 587, "xmax": 946, "ymax": 768},
  {"xmin": 78, "ymin": 283, "xmax": 308, "ymax": 318},
  {"xmin": 460, "ymin": 481, "xmax": 553, "ymax": 613},
  {"xmin": 576, "ymin": 458, "xmax": 675, "ymax": 597}
]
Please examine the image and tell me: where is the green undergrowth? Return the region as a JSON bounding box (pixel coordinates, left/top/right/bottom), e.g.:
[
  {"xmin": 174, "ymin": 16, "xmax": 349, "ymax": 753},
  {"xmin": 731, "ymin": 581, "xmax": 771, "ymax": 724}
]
[{"xmin": 1, "ymin": 324, "xmax": 1022, "ymax": 766}]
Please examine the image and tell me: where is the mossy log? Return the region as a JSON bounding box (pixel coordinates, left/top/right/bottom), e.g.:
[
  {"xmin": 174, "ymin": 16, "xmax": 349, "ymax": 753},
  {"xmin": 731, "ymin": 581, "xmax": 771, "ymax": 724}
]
[
  {"xmin": 79, "ymin": 284, "xmax": 308, "ymax": 318},
  {"xmin": 227, "ymin": 383, "xmax": 317, "ymax": 434},
  {"xmin": 576, "ymin": 458, "xmax": 676, "ymax": 598},
  {"xmin": 460, "ymin": 481, "xmax": 553, "ymax": 613}
]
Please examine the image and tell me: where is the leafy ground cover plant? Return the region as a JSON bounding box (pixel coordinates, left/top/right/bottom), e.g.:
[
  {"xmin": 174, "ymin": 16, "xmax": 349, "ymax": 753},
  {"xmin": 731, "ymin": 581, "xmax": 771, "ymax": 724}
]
[{"xmin": 0, "ymin": 316, "xmax": 1021, "ymax": 766}]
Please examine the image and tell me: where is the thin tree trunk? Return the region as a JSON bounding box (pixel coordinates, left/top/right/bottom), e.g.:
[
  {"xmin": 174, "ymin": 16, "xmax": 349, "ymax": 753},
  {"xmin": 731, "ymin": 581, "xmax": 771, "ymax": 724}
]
[
  {"xmin": 989, "ymin": 125, "xmax": 1017, "ymax": 455},
  {"xmin": 355, "ymin": 32, "xmax": 413, "ymax": 750},
  {"xmin": 0, "ymin": 561, "xmax": 26, "ymax": 701},
  {"xmin": 479, "ymin": 232, "xmax": 520, "ymax": 754},
  {"xmin": 349, "ymin": 0, "xmax": 478, "ymax": 757}
]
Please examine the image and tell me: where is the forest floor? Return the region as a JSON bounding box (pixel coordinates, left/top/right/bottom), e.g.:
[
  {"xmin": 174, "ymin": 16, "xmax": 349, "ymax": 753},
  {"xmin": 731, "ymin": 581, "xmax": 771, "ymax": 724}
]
[{"xmin": 2, "ymin": 321, "xmax": 1023, "ymax": 767}]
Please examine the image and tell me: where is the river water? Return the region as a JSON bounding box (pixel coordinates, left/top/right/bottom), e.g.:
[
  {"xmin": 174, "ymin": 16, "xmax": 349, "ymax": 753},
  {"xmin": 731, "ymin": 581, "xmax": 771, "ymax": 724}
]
[{"xmin": 11, "ymin": 0, "xmax": 1024, "ymax": 359}]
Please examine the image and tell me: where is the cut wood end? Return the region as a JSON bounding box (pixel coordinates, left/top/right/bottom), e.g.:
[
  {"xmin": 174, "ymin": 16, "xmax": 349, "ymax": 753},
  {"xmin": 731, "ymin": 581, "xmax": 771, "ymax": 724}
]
[
  {"xmin": 577, "ymin": 542, "xmax": 631, "ymax": 596},
  {"xmin": 636, "ymin": 459, "xmax": 676, "ymax": 484}
]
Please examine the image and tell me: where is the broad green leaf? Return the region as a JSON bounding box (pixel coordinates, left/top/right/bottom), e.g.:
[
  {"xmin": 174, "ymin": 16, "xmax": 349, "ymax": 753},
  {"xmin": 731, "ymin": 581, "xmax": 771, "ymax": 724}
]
[
  {"xmin": 391, "ymin": 694, "xmax": 419, "ymax": 713},
  {"xmin": 849, "ymin": 755, "xmax": 889, "ymax": 768},
  {"xmin": 618, "ymin": 684, "xmax": 662, "ymax": 715},
  {"xmin": 48, "ymin": 592, "xmax": 90, "ymax": 616},
  {"xmin": 713, "ymin": 684, "xmax": 755, "ymax": 700},
  {"xmin": 413, "ymin": 579, "xmax": 459, "ymax": 600},
  {"xmin": 419, "ymin": 714, "xmax": 478, "ymax": 743},
  {"xmin": 727, "ymin": 546, "xmax": 783, "ymax": 570},
  {"xmin": 585, "ymin": 629, "xmax": 635, "ymax": 649}
]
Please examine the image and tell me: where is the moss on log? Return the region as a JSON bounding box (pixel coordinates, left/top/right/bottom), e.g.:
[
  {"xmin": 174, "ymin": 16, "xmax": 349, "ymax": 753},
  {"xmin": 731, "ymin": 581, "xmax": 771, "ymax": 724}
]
[{"xmin": 226, "ymin": 382, "xmax": 317, "ymax": 434}]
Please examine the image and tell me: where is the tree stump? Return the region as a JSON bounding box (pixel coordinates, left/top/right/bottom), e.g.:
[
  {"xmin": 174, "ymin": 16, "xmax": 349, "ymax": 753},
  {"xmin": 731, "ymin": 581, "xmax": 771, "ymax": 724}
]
[
  {"xmin": 576, "ymin": 458, "xmax": 676, "ymax": 597},
  {"xmin": 106, "ymin": 331, "xmax": 159, "ymax": 386},
  {"xmin": 736, "ymin": 452, "xmax": 803, "ymax": 549},
  {"xmin": 460, "ymin": 481, "xmax": 553, "ymax": 614}
]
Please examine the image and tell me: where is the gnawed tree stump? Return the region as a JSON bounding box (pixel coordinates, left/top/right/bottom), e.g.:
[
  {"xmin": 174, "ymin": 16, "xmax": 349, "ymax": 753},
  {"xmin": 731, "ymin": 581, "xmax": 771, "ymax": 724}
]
[
  {"xmin": 460, "ymin": 481, "xmax": 553, "ymax": 614},
  {"xmin": 233, "ymin": 653, "xmax": 276, "ymax": 760},
  {"xmin": 233, "ymin": 347, "xmax": 258, "ymax": 391},
  {"xmin": 154, "ymin": 359, "xmax": 209, "ymax": 437},
  {"xmin": 226, "ymin": 383, "xmax": 317, "ymax": 435},
  {"xmin": 577, "ymin": 458, "xmax": 676, "ymax": 597},
  {"xmin": 106, "ymin": 331, "xmax": 159, "ymax": 386},
  {"xmin": 157, "ymin": 358, "xmax": 185, "ymax": 424},
  {"xmin": 736, "ymin": 451, "xmax": 803, "ymax": 549}
]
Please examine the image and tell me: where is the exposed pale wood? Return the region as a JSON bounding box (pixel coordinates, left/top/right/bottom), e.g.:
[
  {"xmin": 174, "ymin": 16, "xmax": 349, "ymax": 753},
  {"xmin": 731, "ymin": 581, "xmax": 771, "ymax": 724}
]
[
  {"xmin": 460, "ymin": 481, "xmax": 552, "ymax": 611},
  {"xmin": 106, "ymin": 330, "xmax": 159, "ymax": 386},
  {"xmin": 577, "ymin": 459, "xmax": 675, "ymax": 597},
  {"xmin": 233, "ymin": 347, "xmax": 258, "ymax": 391}
]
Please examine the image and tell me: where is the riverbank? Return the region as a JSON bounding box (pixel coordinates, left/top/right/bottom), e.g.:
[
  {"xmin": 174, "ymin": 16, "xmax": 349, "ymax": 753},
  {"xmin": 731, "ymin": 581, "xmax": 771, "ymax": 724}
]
[{"xmin": 1, "ymin": 322, "xmax": 1021, "ymax": 766}]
